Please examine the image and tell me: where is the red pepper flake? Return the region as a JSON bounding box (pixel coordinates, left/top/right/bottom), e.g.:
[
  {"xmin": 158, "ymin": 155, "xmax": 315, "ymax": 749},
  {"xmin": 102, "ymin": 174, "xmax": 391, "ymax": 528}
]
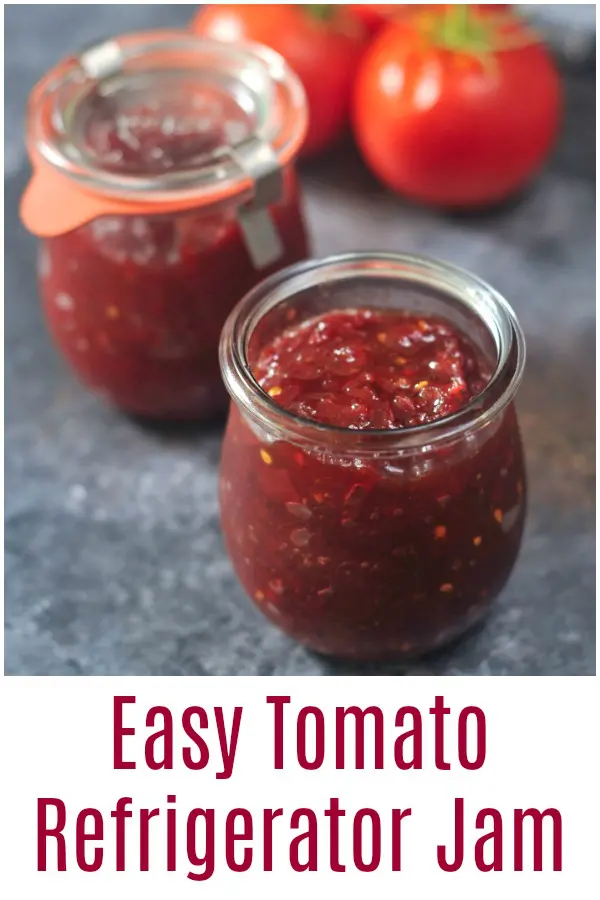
[
  {"xmin": 434, "ymin": 525, "xmax": 447, "ymax": 539},
  {"xmin": 313, "ymin": 492, "xmax": 326, "ymax": 503},
  {"xmin": 268, "ymin": 386, "xmax": 282, "ymax": 398},
  {"xmin": 417, "ymin": 319, "xmax": 429, "ymax": 332},
  {"xmin": 440, "ymin": 583, "xmax": 454, "ymax": 593},
  {"xmin": 254, "ymin": 590, "xmax": 265, "ymax": 602},
  {"xmin": 260, "ymin": 449, "xmax": 273, "ymax": 465},
  {"xmin": 415, "ymin": 380, "xmax": 429, "ymax": 390},
  {"xmin": 376, "ymin": 332, "xmax": 387, "ymax": 344},
  {"xmin": 493, "ymin": 508, "xmax": 503, "ymax": 524},
  {"xmin": 106, "ymin": 305, "xmax": 120, "ymax": 319},
  {"xmin": 395, "ymin": 356, "xmax": 407, "ymax": 365},
  {"xmin": 473, "ymin": 535, "xmax": 482, "ymax": 547},
  {"xmin": 317, "ymin": 556, "xmax": 330, "ymax": 566}
]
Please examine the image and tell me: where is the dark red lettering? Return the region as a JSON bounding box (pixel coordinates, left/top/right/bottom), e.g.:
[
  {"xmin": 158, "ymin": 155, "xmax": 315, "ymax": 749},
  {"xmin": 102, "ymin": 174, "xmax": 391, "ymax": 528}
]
[
  {"xmin": 438, "ymin": 797, "xmax": 464, "ymax": 871},
  {"xmin": 263, "ymin": 808, "xmax": 283, "ymax": 871},
  {"xmin": 514, "ymin": 808, "xmax": 562, "ymax": 871},
  {"xmin": 139, "ymin": 808, "xmax": 159, "ymax": 870},
  {"xmin": 145, "ymin": 706, "xmax": 173, "ymax": 770},
  {"xmin": 266, "ymin": 696, "xmax": 290, "ymax": 769},
  {"xmin": 225, "ymin": 809, "xmax": 253, "ymax": 872},
  {"xmin": 335, "ymin": 706, "xmax": 384, "ymax": 769},
  {"xmin": 166, "ymin": 795, "xmax": 177, "ymax": 871},
  {"xmin": 458, "ymin": 706, "xmax": 486, "ymax": 770},
  {"xmin": 110, "ymin": 797, "xmax": 132, "ymax": 870},
  {"xmin": 475, "ymin": 808, "xmax": 503, "ymax": 871},
  {"xmin": 76, "ymin": 808, "xmax": 103, "ymax": 872},
  {"xmin": 324, "ymin": 797, "xmax": 346, "ymax": 872},
  {"xmin": 187, "ymin": 808, "xmax": 215, "ymax": 882},
  {"xmin": 113, "ymin": 696, "xmax": 136, "ymax": 769},
  {"xmin": 37, "ymin": 798, "xmax": 66, "ymax": 871},
  {"xmin": 391, "ymin": 808, "xmax": 412, "ymax": 871},
  {"xmin": 290, "ymin": 809, "xmax": 318, "ymax": 872},
  {"xmin": 353, "ymin": 809, "xmax": 381, "ymax": 872},
  {"xmin": 215, "ymin": 707, "xmax": 243, "ymax": 780},
  {"xmin": 430, "ymin": 696, "xmax": 451, "ymax": 770},
  {"xmin": 394, "ymin": 706, "xmax": 423, "ymax": 769},
  {"xmin": 297, "ymin": 706, "xmax": 325, "ymax": 770},
  {"xmin": 182, "ymin": 707, "xmax": 209, "ymax": 770}
]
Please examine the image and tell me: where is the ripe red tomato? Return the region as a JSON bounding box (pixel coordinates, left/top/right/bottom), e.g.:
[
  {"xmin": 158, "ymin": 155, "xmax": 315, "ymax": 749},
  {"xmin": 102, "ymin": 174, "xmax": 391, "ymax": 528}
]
[
  {"xmin": 191, "ymin": 4, "xmax": 366, "ymax": 157},
  {"xmin": 353, "ymin": 8, "xmax": 561, "ymax": 208}
]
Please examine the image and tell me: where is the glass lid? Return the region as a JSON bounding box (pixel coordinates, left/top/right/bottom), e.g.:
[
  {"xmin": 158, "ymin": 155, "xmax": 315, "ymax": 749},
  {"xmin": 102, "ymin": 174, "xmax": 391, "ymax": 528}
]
[{"xmin": 29, "ymin": 30, "xmax": 307, "ymax": 202}]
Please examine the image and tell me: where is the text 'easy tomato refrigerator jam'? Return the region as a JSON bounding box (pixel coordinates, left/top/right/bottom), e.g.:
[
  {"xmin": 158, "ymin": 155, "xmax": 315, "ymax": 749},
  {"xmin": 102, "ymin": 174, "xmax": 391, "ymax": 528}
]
[
  {"xmin": 21, "ymin": 32, "xmax": 309, "ymax": 419},
  {"xmin": 219, "ymin": 254, "xmax": 527, "ymax": 661}
]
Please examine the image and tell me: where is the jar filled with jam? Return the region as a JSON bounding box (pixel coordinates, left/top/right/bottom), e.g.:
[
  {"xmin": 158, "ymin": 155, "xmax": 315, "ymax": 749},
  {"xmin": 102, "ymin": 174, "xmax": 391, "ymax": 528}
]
[
  {"xmin": 21, "ymin": 32, "xmax": 309, "ymax": 419},
  {"xmin": 219, "ymin": 253, "xmax": 527, "ymax": 661}
]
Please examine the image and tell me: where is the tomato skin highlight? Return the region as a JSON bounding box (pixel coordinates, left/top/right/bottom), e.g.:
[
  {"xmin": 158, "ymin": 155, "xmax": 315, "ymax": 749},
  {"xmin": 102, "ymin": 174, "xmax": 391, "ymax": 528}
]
[
  {"xmin": 353, "ymin": 14, "xmax": 562, "ymax": 208},
  {"xmin": 191, "ymin": 4, "xmax": 367, "ymax": 157}
]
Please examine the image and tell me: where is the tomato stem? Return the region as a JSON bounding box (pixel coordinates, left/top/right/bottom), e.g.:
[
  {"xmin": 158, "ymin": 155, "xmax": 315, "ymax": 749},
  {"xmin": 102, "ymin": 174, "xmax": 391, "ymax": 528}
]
[
  {"xmin": 422, "ymin": 5, "xmax": 542, "ymax": 57},
  {"xmin": 304, "ymin": 4, "xmax": 336, "ymax": 23}
]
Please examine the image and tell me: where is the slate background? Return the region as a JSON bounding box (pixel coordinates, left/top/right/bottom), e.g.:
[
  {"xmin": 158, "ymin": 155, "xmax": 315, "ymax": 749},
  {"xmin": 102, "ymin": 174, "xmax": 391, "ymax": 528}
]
[{"xmin": 4, "ymin": 4, "xmax": 596, "ymax": 675}]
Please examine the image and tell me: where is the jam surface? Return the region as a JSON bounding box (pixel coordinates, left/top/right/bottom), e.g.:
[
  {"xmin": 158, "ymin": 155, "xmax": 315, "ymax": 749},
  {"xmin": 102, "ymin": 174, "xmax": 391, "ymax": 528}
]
[
  {"xmin": 220, "ymin": 307, "xmax": 526, "ymax": 661},
  {"xmin": 40, "ymin": 110, "xmax": 307, "ymax": 419},
  {"xmin": 255, "ymin": 309, "xmax": 491, "ymax": 429}
]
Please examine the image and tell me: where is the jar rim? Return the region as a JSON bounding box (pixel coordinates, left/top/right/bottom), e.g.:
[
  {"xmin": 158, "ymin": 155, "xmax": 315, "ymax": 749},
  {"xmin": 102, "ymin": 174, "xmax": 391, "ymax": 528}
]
[
  {"xmin": 27, "ymin": 30, "xmax": 307, "ymax": 207},
  {"xmin": 220, "ymin": 252, "xmax": 527, "ymax": 453}
]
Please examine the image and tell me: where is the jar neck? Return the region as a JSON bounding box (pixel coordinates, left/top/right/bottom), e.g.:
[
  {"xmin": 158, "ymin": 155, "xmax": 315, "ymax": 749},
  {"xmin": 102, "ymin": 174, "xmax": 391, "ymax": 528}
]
[{"xmin": 219, "ymin": 253, "xmax": 526, "ymax": 456}]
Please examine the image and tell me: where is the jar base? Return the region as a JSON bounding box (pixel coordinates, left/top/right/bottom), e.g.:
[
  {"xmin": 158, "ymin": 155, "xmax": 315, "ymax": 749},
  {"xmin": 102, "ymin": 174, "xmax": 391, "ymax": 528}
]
[{"xmin": 295, "ymin": 607, "xmax": 492, "ymax": 668}]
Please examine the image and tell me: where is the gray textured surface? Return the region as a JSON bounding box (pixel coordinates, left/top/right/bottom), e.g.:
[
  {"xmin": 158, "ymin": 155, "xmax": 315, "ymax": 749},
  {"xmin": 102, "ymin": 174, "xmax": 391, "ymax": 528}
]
[{"xmin": 4, "ymin": 4, "xmax": 596, "ymax": 676}]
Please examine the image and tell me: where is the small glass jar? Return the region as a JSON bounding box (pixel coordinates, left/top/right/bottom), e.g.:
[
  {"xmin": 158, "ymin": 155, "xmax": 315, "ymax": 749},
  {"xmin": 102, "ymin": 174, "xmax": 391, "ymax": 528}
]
[
  {"xmin": 219, "ymin": 253, "xmax": 527, "ymax": 661},
  {"xmin": 21, "ymin": 32, "xmax": 309, "ymax": 419}
]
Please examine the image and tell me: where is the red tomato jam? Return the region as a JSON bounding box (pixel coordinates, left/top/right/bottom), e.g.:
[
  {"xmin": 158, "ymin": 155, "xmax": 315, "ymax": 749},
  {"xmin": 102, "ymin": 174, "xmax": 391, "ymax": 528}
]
[
  {"xmin": 255, "ymin": 309, "xmax": 491, "ymax": 429},
  {"xmin": 39, "ymin": 167, "xmax": 307, "ymax": 419},
  {"xmin": 220, "ymin": 304, "xmax": 526, "ymax": 661}
]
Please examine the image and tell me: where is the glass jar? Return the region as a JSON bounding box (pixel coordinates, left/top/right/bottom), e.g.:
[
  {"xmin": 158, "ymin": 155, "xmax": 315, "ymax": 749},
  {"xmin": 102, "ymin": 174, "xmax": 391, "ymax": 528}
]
[
  {"xmin": 21, "ymin": 32, "xmax": 309, "ymax": 419},
  {"xmin": 219, "ymin": 253, "xmax": 527, "ymax": 661}
]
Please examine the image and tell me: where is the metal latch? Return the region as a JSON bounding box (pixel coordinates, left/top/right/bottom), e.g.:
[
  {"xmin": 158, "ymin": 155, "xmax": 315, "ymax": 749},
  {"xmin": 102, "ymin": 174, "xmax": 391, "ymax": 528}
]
[
  {"xmin": 79, "ymin": 38, "xmax": 124, "ymax": 80},
  {"xmin": 231, "ymin": 137, "xmax": 285, "ymax": 270}
]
